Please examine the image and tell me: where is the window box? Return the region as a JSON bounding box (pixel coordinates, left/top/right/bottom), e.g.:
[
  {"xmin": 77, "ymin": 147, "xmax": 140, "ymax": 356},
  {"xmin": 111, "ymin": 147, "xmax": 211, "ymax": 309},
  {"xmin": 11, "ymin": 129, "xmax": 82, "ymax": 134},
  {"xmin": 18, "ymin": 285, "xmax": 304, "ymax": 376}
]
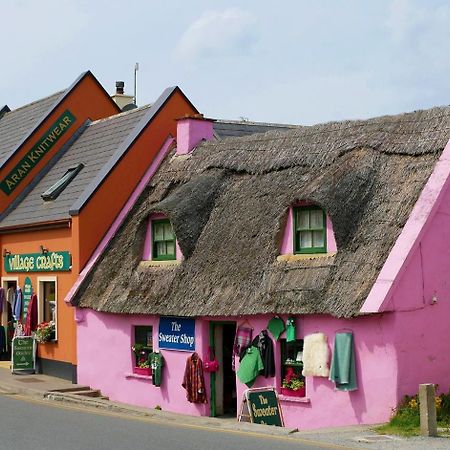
[
  {"xmin": 280, "ymin": 386, "xmax": 306, "ymax": 397},
  {"xmin": 133, "ymin": 366, "xmax": 152, "ymax": 377}
]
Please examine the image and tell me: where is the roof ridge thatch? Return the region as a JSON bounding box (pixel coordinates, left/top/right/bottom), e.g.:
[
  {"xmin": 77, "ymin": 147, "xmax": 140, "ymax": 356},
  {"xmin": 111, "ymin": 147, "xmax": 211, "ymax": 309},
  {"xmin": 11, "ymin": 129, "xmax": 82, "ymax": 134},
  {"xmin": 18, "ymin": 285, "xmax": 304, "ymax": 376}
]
[{"xmin": 73, "ymin": 103, "xmax": 450, "ymax": 318}]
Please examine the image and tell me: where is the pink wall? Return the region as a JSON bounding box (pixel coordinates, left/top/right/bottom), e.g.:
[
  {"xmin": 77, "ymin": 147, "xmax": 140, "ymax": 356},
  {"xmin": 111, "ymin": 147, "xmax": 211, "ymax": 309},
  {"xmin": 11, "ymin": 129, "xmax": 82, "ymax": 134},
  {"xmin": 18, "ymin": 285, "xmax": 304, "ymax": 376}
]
[
  {"xmin": 76, "ymin": 309, "xmax": 209, "ymax": 416},
  {"xmin": 280, "ymin": 206, "xmax": 337, "ymax": 254},
  {"xmin": 379, "ymin": 180, "xmax": 450, "ymax": 400},
  {"xmin": 77, "ymin": 309, "xmax": 398, "ymax": 430}
]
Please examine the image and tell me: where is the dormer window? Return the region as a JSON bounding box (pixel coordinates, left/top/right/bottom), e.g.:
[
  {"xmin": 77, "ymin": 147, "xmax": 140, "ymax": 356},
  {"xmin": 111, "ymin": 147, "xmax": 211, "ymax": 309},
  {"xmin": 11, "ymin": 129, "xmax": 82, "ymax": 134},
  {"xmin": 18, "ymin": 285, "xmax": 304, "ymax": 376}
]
[
  {"xmin": 152, "ymin": 219, "xmax": 176, "ymax": 260},
  {"xmin": 294, "ymin": 206, "xmax": 327, "ymax": 254}
]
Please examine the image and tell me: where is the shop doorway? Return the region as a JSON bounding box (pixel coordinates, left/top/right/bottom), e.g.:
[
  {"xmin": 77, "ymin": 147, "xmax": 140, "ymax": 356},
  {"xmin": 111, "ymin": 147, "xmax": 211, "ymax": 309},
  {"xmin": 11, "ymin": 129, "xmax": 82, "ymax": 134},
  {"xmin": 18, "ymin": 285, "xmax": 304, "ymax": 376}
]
[
  {"xmin": 1, "ymin": 278, "xmax": 18, "ymax": 360},
  {"xmin": 209, "ymin": 322, "xmax": 237, "ymax": 417}
]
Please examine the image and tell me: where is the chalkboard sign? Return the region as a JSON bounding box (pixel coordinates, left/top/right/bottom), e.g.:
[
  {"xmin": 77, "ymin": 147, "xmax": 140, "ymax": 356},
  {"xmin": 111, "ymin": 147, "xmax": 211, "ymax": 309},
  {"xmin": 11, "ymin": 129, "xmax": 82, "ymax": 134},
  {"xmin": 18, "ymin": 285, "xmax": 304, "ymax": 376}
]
[
  {"xmin": 11, "ymin": 336, "xmax": 36, "ymax": 374},
  {"xmin": 22, "ymin": 277, "xmax": 32, "ymax": 322},
  {"xmin": 244, "ymin": 387, "xmax": 284, "ymax": 427}
]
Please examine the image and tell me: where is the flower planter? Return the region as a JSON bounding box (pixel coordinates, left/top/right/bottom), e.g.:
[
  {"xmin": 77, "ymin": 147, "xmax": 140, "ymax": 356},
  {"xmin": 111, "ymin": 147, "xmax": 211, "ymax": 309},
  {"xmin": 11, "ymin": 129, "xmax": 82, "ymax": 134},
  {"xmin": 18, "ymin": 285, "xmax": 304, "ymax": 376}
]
[
  {"xmin": 133, "ymin": 367, "xmax": 151, "ymax": 376},
  {"xmin": 280, "ymin": 386, "xmax": 306, "ymax": 397}
]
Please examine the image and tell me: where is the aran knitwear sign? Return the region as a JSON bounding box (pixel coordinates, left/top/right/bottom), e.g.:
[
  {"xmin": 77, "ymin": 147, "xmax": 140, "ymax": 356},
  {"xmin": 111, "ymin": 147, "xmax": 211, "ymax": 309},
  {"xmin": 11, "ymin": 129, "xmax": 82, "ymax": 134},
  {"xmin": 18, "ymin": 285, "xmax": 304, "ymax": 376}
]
[
  {"xmin": 0, "ymin": 110, "xmax": 76, "ymax": 195},
  {"xmin": 158, "ymin": 317, "xmax": 195, "ymax": 351}
]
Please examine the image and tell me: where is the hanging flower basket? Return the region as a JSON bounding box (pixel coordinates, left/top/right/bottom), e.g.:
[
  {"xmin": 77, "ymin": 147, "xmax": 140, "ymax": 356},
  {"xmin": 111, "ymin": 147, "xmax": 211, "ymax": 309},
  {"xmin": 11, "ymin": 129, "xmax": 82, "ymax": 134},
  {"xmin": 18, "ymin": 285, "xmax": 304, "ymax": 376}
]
[{"xmin": 133, "ymin": 366, "xmax": 151, "ymax": 376}]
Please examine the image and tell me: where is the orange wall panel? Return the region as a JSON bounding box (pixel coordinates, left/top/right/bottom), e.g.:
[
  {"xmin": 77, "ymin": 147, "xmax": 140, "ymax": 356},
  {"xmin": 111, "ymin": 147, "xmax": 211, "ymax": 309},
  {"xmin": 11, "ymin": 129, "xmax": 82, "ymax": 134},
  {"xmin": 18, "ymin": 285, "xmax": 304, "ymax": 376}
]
[
  {"xmin": 0, "ymin": 226, "xmax": 78, "ymax": 364},
  {"xmin": 0, "ymin": 74, "xmax": 118, "ymax": 214},
  {"xmin": 77, "ymin": 91, "xmax": 197, "ymax": 268}
]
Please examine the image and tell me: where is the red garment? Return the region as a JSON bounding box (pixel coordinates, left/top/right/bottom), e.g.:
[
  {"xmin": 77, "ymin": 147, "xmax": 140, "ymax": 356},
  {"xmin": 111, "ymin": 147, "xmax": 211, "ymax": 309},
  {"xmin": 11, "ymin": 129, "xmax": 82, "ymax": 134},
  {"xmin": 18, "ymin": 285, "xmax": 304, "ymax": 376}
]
[
  {"xmin": 24, "ymin": 294, "xmax": 38, "ymax": 336},
  {"xmin": 182, "ymin": 352, "xmax": 207, "ymax": 404}
]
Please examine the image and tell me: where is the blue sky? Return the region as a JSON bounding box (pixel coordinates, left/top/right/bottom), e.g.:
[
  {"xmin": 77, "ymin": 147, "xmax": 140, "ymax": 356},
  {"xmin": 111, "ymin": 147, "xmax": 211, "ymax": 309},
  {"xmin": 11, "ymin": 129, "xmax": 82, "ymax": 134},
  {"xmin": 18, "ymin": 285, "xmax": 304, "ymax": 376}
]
[{"xmin": 3, "ymin": 0, "xmax": 450, "ymax": 125}]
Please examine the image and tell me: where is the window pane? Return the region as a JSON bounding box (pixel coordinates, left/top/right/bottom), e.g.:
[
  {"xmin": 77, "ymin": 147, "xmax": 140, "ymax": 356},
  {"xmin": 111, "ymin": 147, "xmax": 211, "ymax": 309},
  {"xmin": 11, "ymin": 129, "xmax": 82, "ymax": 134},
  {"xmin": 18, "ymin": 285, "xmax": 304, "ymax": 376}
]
[
  {"xmin": 166, "ymin": 240, "xmax": 175, "ymax": 256},
  {"xmin": 157, "ymin": 242, "xmax": 166, "ymax": 255},
  {"xmin": 313, "ymin": 230, "xmax": 325, "ymax": 248},
  {"xmin": 300, "ymin": 231, "xmax": 312, "ymax": 248},
  {"xmin": 297, "ymin": 210, "xmax": 309, "ymax": 230},
  {"xmin": 154, "ymin": 223, "xmax": 164, "ymax": 241},
  {"xmin": 163, "ymin": 222, "xmax": 174, "ymax": 240},
  {"xmin": 310, "ymin": 209, "xmax": 324, "ymax": 229}
]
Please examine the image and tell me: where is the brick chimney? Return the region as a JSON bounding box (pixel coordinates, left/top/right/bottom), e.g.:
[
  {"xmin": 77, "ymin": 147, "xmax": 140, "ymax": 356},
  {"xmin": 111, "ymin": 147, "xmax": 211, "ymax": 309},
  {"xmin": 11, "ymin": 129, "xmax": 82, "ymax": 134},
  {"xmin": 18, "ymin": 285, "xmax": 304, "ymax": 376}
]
[{"xmin": 176, "ymin": 114, "xmax": 215, "ymax": 155}]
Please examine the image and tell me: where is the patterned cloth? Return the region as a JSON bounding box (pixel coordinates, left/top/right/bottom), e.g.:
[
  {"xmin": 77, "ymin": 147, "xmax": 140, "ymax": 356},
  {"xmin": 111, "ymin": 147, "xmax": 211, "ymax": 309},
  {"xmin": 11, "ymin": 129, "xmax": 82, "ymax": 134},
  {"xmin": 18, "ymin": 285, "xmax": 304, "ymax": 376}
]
[
  {"xmin": 13, "ymin": 288, "xmax": 22, "ymax": 321},
  {"xmin": 182, "ymin": 352, "xmax": 207, "ymax": 403},
  {"xmin": 232, "ymin": 325, "xmax": 253, "ymax": 371}
]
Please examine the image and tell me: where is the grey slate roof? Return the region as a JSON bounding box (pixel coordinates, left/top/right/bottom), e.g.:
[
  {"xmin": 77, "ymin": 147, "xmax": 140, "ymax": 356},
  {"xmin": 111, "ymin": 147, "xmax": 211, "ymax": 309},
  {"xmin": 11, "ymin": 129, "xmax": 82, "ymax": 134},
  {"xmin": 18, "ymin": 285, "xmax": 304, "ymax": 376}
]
[
  {"xmin": 0, "ymin": 105, "xmax": 150, "ymax": 228},
  {"xmin": 0, "ymin": 91, "xmax": 64, "ymax": 166},
  {"xmin": 213, "ymin": 119, "xmax": 298, "ymax": 139}
]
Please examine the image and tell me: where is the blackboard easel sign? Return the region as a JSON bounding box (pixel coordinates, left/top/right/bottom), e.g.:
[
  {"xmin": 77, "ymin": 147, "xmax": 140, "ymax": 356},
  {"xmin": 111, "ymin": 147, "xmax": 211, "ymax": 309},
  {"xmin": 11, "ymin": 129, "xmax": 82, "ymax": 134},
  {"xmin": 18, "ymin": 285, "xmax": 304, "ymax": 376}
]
[
  {"xmin": 11, "ymin": 336, "xmax": 36, "ymax": 374},
  {"xmin": 239, "ymin": 387, "xmax": 284, "ymax": 427}
]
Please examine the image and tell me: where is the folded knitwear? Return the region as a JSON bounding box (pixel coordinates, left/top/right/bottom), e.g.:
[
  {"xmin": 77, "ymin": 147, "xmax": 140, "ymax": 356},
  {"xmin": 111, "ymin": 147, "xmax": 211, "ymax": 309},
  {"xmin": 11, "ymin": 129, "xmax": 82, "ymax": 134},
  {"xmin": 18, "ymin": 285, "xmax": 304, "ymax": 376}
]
[{"xmin": 302, "ymin": 332, "xmax": 330, "ymax": 377}]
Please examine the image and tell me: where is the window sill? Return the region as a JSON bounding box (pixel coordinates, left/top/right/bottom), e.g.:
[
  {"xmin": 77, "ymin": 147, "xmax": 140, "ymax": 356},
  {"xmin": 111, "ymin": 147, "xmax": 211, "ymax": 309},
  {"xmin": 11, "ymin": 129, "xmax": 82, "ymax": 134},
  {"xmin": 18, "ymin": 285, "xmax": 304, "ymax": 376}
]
[
  {"xmin": 277, "ymin": 253, "xmax": 336, "ymax": 262},
  {"xmin": 139, "ymin": 260, "xmax": 181, "ymax": 268},
  {"xmin": 125, "ymin": 372, "xmax": 152, "ymax": 381},
  {"xmin": 278, "ymin": 394, "xmax": 310, "ymax": 404}
]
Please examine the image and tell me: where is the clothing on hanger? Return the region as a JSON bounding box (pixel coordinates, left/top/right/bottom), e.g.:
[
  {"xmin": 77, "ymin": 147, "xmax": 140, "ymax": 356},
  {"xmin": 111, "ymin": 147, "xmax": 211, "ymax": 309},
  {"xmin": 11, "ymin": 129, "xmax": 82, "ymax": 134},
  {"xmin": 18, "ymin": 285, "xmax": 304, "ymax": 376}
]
[
  {"xmin": 237, "ymin": 346, "xmax": 264, "ymax": 387},
  {"xmin": 232, "ymin": 325, "xmax": 253, "ymax": 371},
  {"xmin": 13, "ymin": 288, "xmax": 22, "ymax": 321},
  {"xmin": 182, "ymin": 352, "xmax": 207, "ymax": 403},
  {"xmin": 24, "ymin": 294, "xmax": 38, "ymax": 336},
  {"xmin": 149, "ymin": 351, "xmax": 164, "ymax": 387},
  {"xmin": 251, "ymin": 329, "xmax": 275, "ymax": 378},
  {"xmin": 267, "ymin": 316, "xmax": 285, "ymax": 341},
  {"xmin": 329, "ymin": 332, "xmax": 357, "ymax": 391},
  {"xmin": 0, "ymin": 288, "xmax": 5, "ymax": 315},
  {"xmin": 302, "ymin": 332, "xmax": 329, "ymax": 377}
]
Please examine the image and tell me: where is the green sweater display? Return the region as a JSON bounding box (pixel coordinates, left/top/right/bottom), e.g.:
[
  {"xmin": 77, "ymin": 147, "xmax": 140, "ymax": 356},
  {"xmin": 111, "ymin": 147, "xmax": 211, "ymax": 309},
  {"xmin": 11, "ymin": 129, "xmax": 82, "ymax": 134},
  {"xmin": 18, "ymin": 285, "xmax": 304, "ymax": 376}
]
[
  {"xmin": 237, "ymin": 346, "xmax": 264, "ymax": 387},
  {"xmin": 149, "ymin": 352, "xmax": 164, "ymax": 387}
]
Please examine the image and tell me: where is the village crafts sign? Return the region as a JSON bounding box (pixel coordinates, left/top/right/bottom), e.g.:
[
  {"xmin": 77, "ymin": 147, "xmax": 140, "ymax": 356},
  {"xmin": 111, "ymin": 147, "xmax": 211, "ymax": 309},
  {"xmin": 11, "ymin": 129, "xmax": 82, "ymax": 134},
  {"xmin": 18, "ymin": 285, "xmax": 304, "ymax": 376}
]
[
  {"xmin": 4, "ymin": 251, "xmax": 71, "ymax": 273},
  {"xmin": 158, "ymin": 317, "xmax": 195, "ymax": 351},
  {"xmin": 0, "ymin": 110, "xmax": 76, "ymax": 195}
]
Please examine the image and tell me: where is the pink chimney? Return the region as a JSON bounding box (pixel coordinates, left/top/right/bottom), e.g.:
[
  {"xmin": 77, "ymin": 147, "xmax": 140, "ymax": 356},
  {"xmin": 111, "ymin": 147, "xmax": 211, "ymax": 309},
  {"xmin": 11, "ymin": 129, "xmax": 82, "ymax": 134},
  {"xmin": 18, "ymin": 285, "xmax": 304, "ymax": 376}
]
[{"xmin": 176, "ymin": 114, "xmax": 215, "ymax": 155}]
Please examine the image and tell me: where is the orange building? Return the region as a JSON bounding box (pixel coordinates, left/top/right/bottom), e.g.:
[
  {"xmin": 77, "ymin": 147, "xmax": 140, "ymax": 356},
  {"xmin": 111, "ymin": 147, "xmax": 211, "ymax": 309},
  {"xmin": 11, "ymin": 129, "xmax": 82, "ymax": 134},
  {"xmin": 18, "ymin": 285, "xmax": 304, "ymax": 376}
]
[{"xmin": 0, "ymin": 73, "xmax": 198, "ymax": 381}]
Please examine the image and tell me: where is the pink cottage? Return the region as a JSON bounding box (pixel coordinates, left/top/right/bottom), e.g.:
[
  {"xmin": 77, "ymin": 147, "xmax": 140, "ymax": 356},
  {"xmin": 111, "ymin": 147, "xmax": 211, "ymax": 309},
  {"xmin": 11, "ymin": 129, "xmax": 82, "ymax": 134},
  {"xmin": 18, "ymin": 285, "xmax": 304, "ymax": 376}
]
[{"xmin": 67, "ymin": 107, "xmax": 450, "ymax": 430}]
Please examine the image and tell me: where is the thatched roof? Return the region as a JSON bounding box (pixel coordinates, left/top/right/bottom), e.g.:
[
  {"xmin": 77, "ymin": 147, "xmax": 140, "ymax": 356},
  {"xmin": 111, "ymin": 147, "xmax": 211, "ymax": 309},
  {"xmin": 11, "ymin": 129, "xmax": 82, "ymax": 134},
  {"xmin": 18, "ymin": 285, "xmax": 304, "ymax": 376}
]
[{"xmin": 73, "ymin": 106, "xmax": 450, "ymax": 318}]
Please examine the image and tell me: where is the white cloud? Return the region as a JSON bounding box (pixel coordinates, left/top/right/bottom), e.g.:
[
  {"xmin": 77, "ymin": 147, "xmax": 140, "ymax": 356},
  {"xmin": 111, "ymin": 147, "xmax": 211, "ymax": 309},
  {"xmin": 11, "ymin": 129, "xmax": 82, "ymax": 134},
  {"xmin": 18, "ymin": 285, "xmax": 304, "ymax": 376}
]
[{"xmin": 175, "ymin": 8, "xmax": 257, "ymax": 63}]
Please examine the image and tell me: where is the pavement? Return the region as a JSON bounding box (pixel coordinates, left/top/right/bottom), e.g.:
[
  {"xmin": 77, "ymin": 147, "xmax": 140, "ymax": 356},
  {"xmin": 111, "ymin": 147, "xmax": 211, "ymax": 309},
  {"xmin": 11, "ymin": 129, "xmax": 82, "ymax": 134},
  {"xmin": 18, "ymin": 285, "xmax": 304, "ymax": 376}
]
[{"xmin": 1, "ymin": 363, "xmax": 449, "ymax": 449}]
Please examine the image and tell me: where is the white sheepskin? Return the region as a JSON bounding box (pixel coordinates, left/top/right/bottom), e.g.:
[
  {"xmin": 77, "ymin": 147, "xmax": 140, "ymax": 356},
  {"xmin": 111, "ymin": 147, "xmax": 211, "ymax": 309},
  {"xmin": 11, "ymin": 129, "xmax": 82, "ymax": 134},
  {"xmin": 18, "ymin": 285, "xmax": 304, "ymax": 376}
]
[{"xmin": 302, "ymin": 332, "xmax": 330, "ymax": 377}]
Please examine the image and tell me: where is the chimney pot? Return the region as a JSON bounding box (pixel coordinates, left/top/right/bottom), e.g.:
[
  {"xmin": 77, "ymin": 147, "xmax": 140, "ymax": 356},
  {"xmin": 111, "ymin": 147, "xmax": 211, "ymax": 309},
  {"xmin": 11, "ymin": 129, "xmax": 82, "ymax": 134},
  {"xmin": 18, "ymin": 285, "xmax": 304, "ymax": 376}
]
[{"xmin": 115, "ymin": 81, "xmax": 125, "ymax": 95}]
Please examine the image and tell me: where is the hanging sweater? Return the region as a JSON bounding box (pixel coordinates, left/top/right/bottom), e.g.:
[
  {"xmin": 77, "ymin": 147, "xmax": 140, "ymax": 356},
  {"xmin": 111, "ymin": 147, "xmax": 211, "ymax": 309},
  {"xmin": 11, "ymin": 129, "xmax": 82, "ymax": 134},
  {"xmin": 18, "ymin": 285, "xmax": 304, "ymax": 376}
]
[
  {"xmin": 182, "ymin": 353, "xmax": 207, "ymax": 403},
  {"xmin": 13, "ymin": 288, "xmax": 22, "ymax": 321},
  {"xmin": 24, "ymin": 294, "xmax": 38, "ymax": 336},
  {"xmin": 251, "ymin": 330, "xmax": 275, "ymax": 378}
]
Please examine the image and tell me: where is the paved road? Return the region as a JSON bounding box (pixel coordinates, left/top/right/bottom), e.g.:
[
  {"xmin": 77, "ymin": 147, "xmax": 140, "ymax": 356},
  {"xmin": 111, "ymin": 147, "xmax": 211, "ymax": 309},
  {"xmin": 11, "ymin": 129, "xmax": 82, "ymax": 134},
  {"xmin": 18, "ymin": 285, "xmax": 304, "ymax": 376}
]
[{"xmin": 0, "ymin": 392, "xmax": 354, "ymax": 450}]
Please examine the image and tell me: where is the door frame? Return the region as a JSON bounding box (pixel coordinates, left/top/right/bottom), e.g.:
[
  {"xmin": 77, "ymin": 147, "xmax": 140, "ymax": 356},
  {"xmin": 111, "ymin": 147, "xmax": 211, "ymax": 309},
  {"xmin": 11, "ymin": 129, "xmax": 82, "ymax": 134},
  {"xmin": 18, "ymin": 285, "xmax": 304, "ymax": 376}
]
[{"xmin": 209, "ymin": 320, "xmax": 236, "ymax": 417}]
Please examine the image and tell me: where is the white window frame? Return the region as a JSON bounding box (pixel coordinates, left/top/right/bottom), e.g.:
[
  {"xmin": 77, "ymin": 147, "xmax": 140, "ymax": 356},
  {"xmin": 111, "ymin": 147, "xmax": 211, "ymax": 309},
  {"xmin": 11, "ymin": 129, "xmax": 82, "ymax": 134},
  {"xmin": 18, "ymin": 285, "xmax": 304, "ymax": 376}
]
[
  {"xmin": 1, "ymin": 277, "xmax": 18, "ymax": 328},
  {"xmin": 37, "ymin": 276, "xmax": 58, "ymax": 341}
]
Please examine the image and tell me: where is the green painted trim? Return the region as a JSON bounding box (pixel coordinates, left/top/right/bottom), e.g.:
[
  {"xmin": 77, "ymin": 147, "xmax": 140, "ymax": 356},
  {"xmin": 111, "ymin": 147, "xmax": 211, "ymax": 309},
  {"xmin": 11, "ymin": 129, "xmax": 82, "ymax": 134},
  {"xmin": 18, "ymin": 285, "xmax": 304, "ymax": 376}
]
[
  {"xmin": 152, "ymin": 219, "xmax": 176, "ymax": 261},
  {"xmin": 293, "ymin": 206, "xmax": 327, "ymax": 254},
  {"xmin": 209, "ymin": 322, "xmax": 216, "ymax": 417}
]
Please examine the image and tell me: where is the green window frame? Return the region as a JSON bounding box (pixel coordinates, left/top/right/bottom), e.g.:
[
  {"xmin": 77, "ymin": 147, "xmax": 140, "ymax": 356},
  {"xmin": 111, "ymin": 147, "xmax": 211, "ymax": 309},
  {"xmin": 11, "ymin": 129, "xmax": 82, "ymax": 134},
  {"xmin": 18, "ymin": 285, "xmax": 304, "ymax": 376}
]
[
  {"xmin": 294, "ymin": 206, "xmax": 327, "ymax": 254},
  {"xmin": 152, "ymin": 219, "xmax": 176, "ymax": 261}
]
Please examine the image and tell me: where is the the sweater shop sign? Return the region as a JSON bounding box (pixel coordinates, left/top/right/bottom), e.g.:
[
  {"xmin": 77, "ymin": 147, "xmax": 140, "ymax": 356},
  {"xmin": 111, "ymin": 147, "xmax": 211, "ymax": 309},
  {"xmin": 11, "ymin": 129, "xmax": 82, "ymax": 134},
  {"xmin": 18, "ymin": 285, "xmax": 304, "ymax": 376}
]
[
  {"xmin": 4, "ymin": 251, "xmax": 71, "ymax": 273},
  {"xmin": 0, "ymin": 110, "xmax": 76, "ymax": 195},
  {"xmin": 158, "ymin": 317, "xmax": 195, "ymax": 351}
]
